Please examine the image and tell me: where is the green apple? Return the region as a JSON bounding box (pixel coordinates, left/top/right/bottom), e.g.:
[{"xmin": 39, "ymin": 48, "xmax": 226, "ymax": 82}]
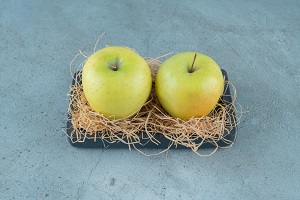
[
  {"xmin": 82, "ymin": 46, "xmax": 152, "ymax": 120},
  {"xmin": 155, "ymin": 52, "xmax": 224, "ymax": 120}
]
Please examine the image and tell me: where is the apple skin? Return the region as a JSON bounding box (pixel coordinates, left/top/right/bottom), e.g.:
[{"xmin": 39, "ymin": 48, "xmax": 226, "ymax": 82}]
[
  {"xmin": 82, "ymin": 46, "xmax": 152, "ymax": 120},
  {"xmin": 155, "ymin": 52, "xmax": 224, "ymax": 120}
]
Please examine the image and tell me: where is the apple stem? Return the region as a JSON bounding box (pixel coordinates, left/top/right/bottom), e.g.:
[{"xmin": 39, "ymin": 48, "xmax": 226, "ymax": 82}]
[
  {"xmin": 190, "ymin": 53, "xmax": 197, "ymax": 73},
  {"xmin": 110, "ymin": 58, "xmax": 120, "ymax": 71},
  {"xmin": 111, "ymin": 65, "xmax": 118, "ymax": 71}
]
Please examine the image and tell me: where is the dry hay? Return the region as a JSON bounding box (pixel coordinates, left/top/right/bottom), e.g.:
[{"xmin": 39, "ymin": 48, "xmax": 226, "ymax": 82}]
[{"xmin": 65, "ymin": 47, "xmax": 241, "ymax": 156}]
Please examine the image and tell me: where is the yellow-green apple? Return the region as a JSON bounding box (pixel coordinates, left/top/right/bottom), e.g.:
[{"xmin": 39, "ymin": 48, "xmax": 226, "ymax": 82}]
[
  {"xmin": 155, "ymin": 52, "xmax": 224, "ymax": 120},
  {"xmin": 82, "ymin": 46, "xmax": 152, "ymax": 120}
]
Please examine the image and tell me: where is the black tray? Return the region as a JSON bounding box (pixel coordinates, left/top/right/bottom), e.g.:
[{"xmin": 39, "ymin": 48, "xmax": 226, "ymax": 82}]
[{"xmin": 66, "ymin": 69, "xmax": 236, "ymax": 149}]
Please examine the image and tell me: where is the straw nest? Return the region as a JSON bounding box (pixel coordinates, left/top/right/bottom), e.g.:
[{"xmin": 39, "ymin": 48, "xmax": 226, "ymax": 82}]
[{"xmin": 66, "ymin": 48, "xmax": 241, "ymax": 156}]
